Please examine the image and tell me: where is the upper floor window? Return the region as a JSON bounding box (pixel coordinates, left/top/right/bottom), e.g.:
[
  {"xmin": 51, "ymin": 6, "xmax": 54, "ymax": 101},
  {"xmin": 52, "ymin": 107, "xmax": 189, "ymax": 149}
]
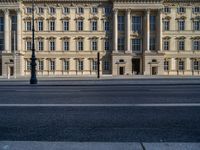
[
  {"xmin": 63, "ymin": 60, "xmax": 69, "ymax": 71},
  {"xmin": 163, "ymin": 7, "xmax": 171, "ymax": 13},
  {"xmin": 78, "ymin": 60, "xmax": 84, "ymax": 71},
  {"xmin": 118, "ymin": 16, "xmax": 125, "ymax": 31},
  {"xmin": 38, "ymin": 20, "xmax": 43, "ymax": 31},
  {"xmin": 91, "ymin": 20, "xmax": 97, "ymax": 31},
  {"xmin": 163, "ymin": 40, "xmax": 169, "ymax": 51},
  {"xmin": 25, "ymin": 21, "xmax": 32, "ymax": 31},
  {"xmin": 164, "ymin": 60, "xmax": 169, "ymax": 71},
  {"xmin": 178, "ymin": 40, "xmax": 185, "ymax": 51},
  {"xmin": 63, "ymin": 20, "xmax": 69, "ymax": 31},
  {"xmin": 63, "ymin": 7, "xmax": 70, "ymax": 14},
  {"xmin": 193, "ymin": 40, "xmax": 200, "ymax": 51},
  {"xmin": 91, "ymin": 39, "xmax": 98, "ymax": 51},
  {"xmin": 150, "ymin": 37, "xmax": 156, "ymax": 50},
  {"xmin": 193, "ymin": 7, "xmax": 200, "ymax": 14},
  {"xmin": 150, "ymin": 16, "xmax": 156, "ymax": 31},
  {"xmin": 178, "ymin": 20, "xmax": 185, "ymax": 31},
  {"xmin": 91, "ymin": 7, "xmax": 98, "ymax": 14},
  {"xmin": 38, "ymin": 60, "xmax": 44, "ymax": 71},
  {"xmin": 77, "ymin": 40, "xmax": 84, "ymax": 51},
  {"xmin": 77, "ymin": 7, "xmax": 84, "ymax": 14},
  {"xmin": 104, "ymin": 7, "xmax": 111, "ymax": 15},
  {"xmin": 50, "ymin": 7, "xmax": 56, "ymax": 14},
  {"xmin": 0, "ymin": 38, "xmax": 4, "ymax": 51},
  {"xmin": 26, "ymin": 7, "xmax": 32, "ymax": 14},
  {"xmin": 77, "ymin": 20, "xmax": 83, "ymax": 31},
  {"xmin": 49, "ymin": 20, "xmax": 55, "ymax": 31},
  {"xmin": 118, "ymin": 37, "xmax": 125, "ymax": 51},
  {"xmin": 178, "ymin": 60, "xmax": 184, "ymax": 71},
  {"xmin": 193, "ymin": 20, "xmax": 200, "ymax": 31},
  {"xmin": 0, "ymin": 17, "xmax": 4, "ymax": 31},
  {"xmin": 38, "ymin": 40, "xmax": 44, "ymax": 51},
  {"xmin": 104, "ymin": 21, "xmax": 110, "ymax": 32},
  {"xmin": 63, "ymin": 40, "xmax": 69, "ymax": 51},
  {"xmin": 132, "ymin": 16, "xmax": 142, "ymax": 33},
  {"xmin": 132, "ymin": 39, "xmax": 142, "ymax": 52},
  {"xmin": 163, "ymin": 20, "xmax": 170, "ymax": 31},
  {"xmin": 50, "ymin": 60, "xmax": 55, "ymax": 71},
  {"xmin": 177, "ymin": 7, "xmax": 186, "ymax": 13},
  {"xmin": 38, "ymin": 7, "xmax": 44, "ymax": 14},
  {"xmin": 104, "ymin": 40, "xmax": 110, "ymax": 51}
]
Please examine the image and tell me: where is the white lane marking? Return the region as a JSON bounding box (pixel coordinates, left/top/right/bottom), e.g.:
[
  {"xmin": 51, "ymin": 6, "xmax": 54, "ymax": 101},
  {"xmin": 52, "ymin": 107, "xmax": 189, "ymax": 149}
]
[{"xmin": 0, "ymin": 103, "xmax": 200, "ymax": 107}]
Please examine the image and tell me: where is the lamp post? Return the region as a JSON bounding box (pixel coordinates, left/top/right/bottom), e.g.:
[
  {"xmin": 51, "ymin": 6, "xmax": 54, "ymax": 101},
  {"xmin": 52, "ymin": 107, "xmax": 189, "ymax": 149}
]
[{"xmin": 30, "ymin": 0, "xmax": 37, "ymax": 84}]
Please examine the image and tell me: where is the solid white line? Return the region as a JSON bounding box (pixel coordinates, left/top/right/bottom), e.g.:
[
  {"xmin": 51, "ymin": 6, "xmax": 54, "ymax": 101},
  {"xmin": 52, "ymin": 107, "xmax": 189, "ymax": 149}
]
[{"xmin": 0, "ymin": 103, "xmax": 200, "ymax": 107}]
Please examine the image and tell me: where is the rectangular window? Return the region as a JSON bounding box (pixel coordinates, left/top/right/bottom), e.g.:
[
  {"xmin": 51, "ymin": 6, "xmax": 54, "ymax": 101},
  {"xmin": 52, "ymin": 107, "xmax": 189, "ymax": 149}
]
[
  {"xmin": 92, "ymin": 20, "xmax": 97, "ymax": 31},
  {"xmin": 38, "ymin": 7, "xmax": 44, "ymax": 14},
  {"xmin": 63, "ymin": 7, "xmax": 70, "ymax": 14},
  {"xmin": 0, "ymin": 17, "xmax": 4, "ymax": 31},
  {"xmin": 27, "ymin": 8, "xmax": 32, "ymax": 14},
  {"xmin": 177, "ymin": 7, "xmax": 186, "ymax": 13},
  {"xmin": 26, "ymin": 21, "xmax": 32, "ymax": 31},
  {"xmin": 193, "ymin": 21, "xmax": 200, "ymax": 31},
  {"xmin": 164, "ymin": 60, "xmax": 169, "ymax": 71},
  {"xmin": 163, "ymin": 7, "xmax": 171, "ymax": 13},
  {"xmin": 38, "ymin": 60, "xmax": 44, "ymax": 71},
  {"xmin": 78, "ymin": 40, "xmax": 83, "ymax": 51},
  {"xmin": 63, "ymin": 41, "xmax": 69, "ymax": 51},
  {"xmin": 27, "ymin": 60, "xmax": 31, "ymax": 71},
  {"xmin": 63, "ymin": 20, "xmax": 69, "ymax": 31},
  {"xmin": 0, "ymin": 38, "xmax": 4, "ymax": 51},
  {"xmin": 38, "ymin": 40, "xmax": 43, "ymax": 51},
  {"xmin": 78, "ymin": 7, "xmax": 84, "ymax": 14},
  {"xmin": 50, "ymin": 40, "xmax": 55, "ymax": 51},
  {"xmin": 178, "ymin": 60, "xmax": 184, "ymax": 71},
  {"xmin": 77, "ymin": 20, "xmax": 83, "ymax": 31},
  {"xmin": 26, "ymin": 41, "xmax": 32, "ymax": 51},
  {"xmin": 50, "ymin": 60, "xmax": 55, "ymax": 71},
  {"xmin": 163, "ymin": 20, "xmax": 170, "ymax": 31},
  {"xmin": 118, "ymin": 16, "xmax": 125, "ymax": 31},
  {"xmin": 193, "ymin": 60, "xmax": 199, "ymax": 70},
  {"xmin": 78, "ymin": 60, "xmax": 84, "ymax": 71},
  {"xmin": 150, "ymin": 16, "xmax": 156, "ymax": 31},
  {"xmin": 132, "ymin": 16, "xmax": 142, "ymax": 33},
  {"xmin": 50, "ymin": 7, "xmax": 56, "ymax": 14},
  {"xmin": 104, "ymin": 21, "xmax": 109, "ymax": 31},
  {"xmin": 92, "ymin": 7, "xmax": 98, "ymax": 14},
  {"xmin": 11, "ymin": 16, "xmax": 17, "ymax": 31},
  {"xmin": 178, "ymin": 20, "xmax": 185, "ymax": 31},
  {"xmin": 92, "ymin": 40, "xmax": 98, "ymax": 51},
  {"xmin": 193, "ymin": 7, "xmax": 200, "ymax": 13},
  {"xmin": 63, "ymin": 60, "xmax": 69, "ymax": 71},
  {"xmin": 150, "ymin": 38, "xmax": 156, "ymax": 50},
  {"xmin": 178, "ymin": 40, "xmax": 185, "ymax": 51},
  {"xmin": 104, "ymin": 7, "xmax": 111, "ymax": 15},
  {"xmin": 92, "ymin": 60, "xmax": 97, "ymax": 71},
  {"xmin": 132, "ymin": 39, "xmax": 141, "ymax": 51},
  {"xmin": 163, "ymin": 40, "xmax": 169, "ymax": 51},
  {"xmin": 38, "ymin": 20, "xmax": 43, "ymax": 31},
  {"xmin": 50, "ymin": 20, "xmax": 55, "ymax": 31},
  {"xmin": 118, "ymin": 37, "xmax": 125, "ymax": 51},
  {"xmin": 104, "ymin": 61, "xmax": 109, "ymax": 71},
  {"xmin": 104, "ymin": 40, "xmax": 110, "ymax": 51},
  {"xmin": 193, "ymin": 40, "xmax": 200, "ymax": 51}
]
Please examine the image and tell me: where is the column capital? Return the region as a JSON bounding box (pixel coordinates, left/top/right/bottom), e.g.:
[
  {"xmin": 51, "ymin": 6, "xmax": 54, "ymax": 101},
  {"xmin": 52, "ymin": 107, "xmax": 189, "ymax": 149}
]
[
  {"xmin": 126, "ymin": 9, "xmax": 131, "ymax": 13},
  {"xmin": 16, "ymin": 8, "xmax": 22, "ymax": 14},
  {"xmin": 3, "ymin": 9, "xmax": 9, "ymax": 14},
  {"xmin": 145, "ymin": 9, "xmax": 150, "ymax": 14},
  {"xmin": 113, "ymin": 8, "xmax": 118, "ymax": 13}
]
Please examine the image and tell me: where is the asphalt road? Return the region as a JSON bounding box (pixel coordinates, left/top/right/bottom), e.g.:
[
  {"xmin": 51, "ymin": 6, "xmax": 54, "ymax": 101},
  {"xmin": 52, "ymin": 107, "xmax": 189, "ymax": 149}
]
[{"xmin": 0, "ymin": 80, "xmax": 200, "ymax": 142}]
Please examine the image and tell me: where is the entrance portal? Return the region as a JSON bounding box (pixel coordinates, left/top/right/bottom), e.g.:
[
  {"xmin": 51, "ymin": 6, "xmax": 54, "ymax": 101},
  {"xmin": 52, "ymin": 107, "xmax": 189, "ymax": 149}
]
[
  {"xmin": 119, "ymin": 67, "xmax": 124, "ymax": 75},
  {"xmin": 132, "ymin": 59, "xmax": 140, "ymax": 75},
  {"xmin": 152, "ymin": 67, "xmax": 158, "ymax": 75}
]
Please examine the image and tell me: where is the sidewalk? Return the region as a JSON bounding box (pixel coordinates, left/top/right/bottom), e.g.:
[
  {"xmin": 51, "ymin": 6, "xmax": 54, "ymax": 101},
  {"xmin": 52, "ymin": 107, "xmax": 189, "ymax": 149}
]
[{"xmin": 0, "ymin": 142, "xmax": 200, "ymax": 150}]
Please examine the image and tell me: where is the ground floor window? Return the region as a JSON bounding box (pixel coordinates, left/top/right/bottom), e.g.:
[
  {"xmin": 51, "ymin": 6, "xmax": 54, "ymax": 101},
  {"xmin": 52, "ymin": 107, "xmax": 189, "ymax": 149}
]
[
  {"xmin": 63, "ymin": 60, "xmax": 69, "ymax": 71},
  {"xmin": 38, "ymin": 60, "xmax": 44, "ymax": 71},
  {"xmin": 104, "ymin": 61, "xmax": 109, "ymax": 71},
  {"xmin": 50, "ymin": 60, "xmax": 55, "ymax": 71},
  {"xmin": 178, "ymin": 60, "xmax": 184, "ymax": 71},
  {"xmin": 78, "ymin": 60, "xmax": 84, "ymax": 71},
  {"xmin": 193, "ymin": 60, "xmax": 200, "ymax": 70},
  {"xmin": 92, "ymin": 60, "xmax": 97, "ymax": 71},
  {"xmin": 164, "ymin": 60, "xmax": 169, "ymax": 71}
]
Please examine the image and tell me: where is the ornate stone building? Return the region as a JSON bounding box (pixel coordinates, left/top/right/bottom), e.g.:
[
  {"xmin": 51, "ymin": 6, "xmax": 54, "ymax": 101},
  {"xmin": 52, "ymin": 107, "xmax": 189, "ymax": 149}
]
[{"xmin": 0, "ymin": 0, "xmax": 200, "ymax": 77}]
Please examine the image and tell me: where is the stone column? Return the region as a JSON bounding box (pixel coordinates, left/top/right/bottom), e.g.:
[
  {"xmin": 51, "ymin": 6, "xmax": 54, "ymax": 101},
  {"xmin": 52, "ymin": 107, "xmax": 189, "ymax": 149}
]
[
  {"xmin": 113, "ymin": 9, "xmax": 118, "ymax": 52},
  {"xmin": 4, "ymin": 9, "xmax": 10, "ymax": 52},
  {"xmin": 126, "ymin": 9, "xmax": 131, "ymax": 52},
  {"xmin": 17, "ymin": 9, "xmax": 22, "ymax": 51},
  {"xmin": 171, "ymin": 58, "xmax": 176, "ymax": 70},
  {"xmin": 146, "ymin": 9, "xmax": 150, "ymax": 52},
  {"xmin": 158, "ymin": 9, "xmax": 163, "ymax": 52}
]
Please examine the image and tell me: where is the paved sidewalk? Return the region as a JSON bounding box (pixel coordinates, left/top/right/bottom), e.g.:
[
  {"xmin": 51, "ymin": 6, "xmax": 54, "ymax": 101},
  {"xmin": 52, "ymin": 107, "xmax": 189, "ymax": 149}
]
[{"xmin": 0, "ymin": 142, "xmax": 200, "ymax": 150}]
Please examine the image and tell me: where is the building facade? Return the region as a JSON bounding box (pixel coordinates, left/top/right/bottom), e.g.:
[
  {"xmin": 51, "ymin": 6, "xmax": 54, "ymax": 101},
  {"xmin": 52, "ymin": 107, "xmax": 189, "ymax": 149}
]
[{"xmin": 0, "ymin": 0, "xmax": 200, "ymax": 77}]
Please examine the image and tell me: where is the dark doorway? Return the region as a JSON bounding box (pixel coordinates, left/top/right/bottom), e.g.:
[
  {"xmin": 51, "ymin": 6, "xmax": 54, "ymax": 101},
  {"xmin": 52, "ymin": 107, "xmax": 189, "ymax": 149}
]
[
  {"xmin": 10, "ymin": 66, "xmax": 14, "ymax": 76},
  {"xmin": 132, "ymin": 59, "xmax": 140, "ymax": 75},
  {"xmin": 119, "ymin": 67, "xmax": 124, "ymax": 75},
  {"xmin": 152, "ymin": 67, "xmax": 157, "ymax": 75}
]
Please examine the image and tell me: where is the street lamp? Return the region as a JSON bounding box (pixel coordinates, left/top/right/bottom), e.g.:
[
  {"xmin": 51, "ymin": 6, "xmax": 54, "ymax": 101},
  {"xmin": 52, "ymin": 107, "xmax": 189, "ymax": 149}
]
[{"xmin": 30, "ymin": 0, "xmax": 37, "ymax": 84}]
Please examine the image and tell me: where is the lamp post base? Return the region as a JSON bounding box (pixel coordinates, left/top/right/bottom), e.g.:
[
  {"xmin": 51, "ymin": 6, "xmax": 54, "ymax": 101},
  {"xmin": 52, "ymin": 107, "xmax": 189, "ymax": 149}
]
[{"xmin": 30, "ymin": 78, "xmax": 38, "ymax": 84}]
